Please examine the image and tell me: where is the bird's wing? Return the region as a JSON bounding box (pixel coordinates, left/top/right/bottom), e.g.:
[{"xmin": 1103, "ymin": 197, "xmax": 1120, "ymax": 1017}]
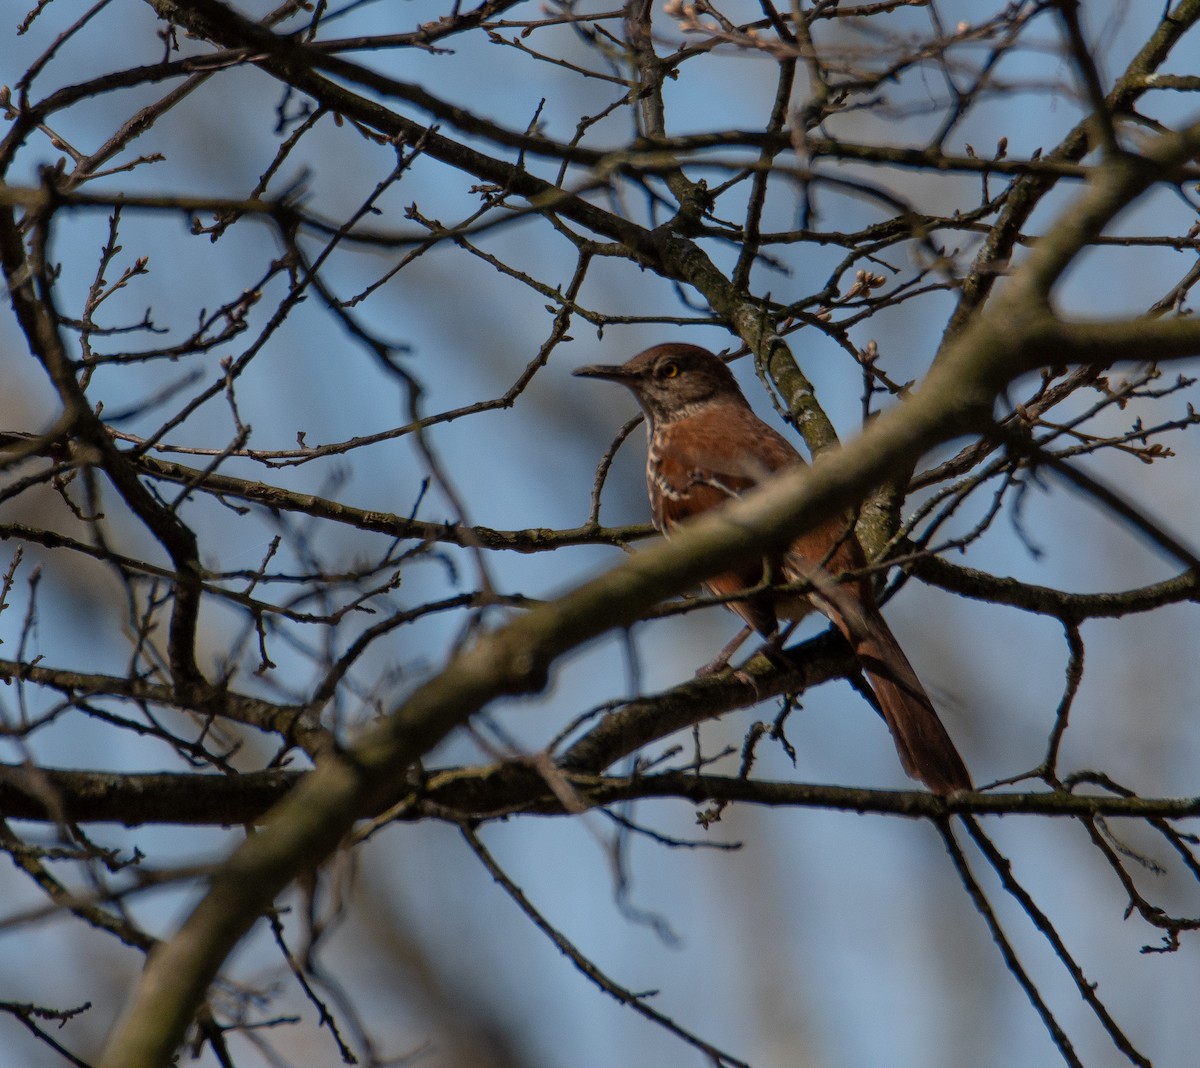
[{"xmin": 650, "ymin": 406, "xmax": 801, "ymax": 532}]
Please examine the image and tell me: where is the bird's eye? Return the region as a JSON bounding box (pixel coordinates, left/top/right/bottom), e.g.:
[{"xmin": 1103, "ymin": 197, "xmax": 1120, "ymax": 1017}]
[{"xmin": 659, "ymin": 362, "xmax": 678, "ymax": 379}]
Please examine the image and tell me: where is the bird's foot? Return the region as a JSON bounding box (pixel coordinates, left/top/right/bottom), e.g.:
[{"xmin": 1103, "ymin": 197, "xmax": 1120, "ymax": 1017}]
[
  {"xmin": 694, "ymin": 625, "xmax": 753, "ymax": 679},
  {"xmin": 695, "ymin": 655, "xmax": 731, "ymax": 679}
]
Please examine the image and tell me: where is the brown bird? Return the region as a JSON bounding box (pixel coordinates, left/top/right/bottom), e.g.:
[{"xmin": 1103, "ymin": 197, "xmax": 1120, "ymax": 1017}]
[{"xmin": 574, "ymin": 343, "xmax": 971, "ymax": 794}]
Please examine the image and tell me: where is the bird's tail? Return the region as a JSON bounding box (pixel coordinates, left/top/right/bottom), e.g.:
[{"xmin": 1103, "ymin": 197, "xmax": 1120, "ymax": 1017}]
[
  {"xmin": 853, "ymin": 619, "xmax": 971, "ymax": 793},
  {"xmin": 816, "ymin": 584, "xmax": 971, "ymax": 794}
]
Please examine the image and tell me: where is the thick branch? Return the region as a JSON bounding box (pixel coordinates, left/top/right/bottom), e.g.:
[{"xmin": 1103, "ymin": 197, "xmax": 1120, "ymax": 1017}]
[{"xmin": 5, "ymin": 761, "xmax": 1198, "ymax": 827}]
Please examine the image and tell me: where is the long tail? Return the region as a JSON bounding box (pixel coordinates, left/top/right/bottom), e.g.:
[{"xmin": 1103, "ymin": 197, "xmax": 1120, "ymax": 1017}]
[
  {"xmin": 852, "ymin": 617, "xmax": 972, "ymax": 794},
  {"xmin": 814, "ymin": 584, "xmax": 971, "ymax": 794}
]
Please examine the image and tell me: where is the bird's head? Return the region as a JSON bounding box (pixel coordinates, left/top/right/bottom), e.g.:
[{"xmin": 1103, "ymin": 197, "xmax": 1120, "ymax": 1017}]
[{"xmin": 573, "ymin": 344, "xmax": 746, "ymax": 426}]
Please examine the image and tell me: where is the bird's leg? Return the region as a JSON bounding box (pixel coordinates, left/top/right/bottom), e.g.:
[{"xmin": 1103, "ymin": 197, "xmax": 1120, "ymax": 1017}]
[
  {"xmin": 743, "ymin": 619, "xmax": 801, "ymax": 676},
  {"xmin": 726, "ymin": 623, "xmax": 801, "ymax": 699},
  {"xmin": 696, "ymin": 625, "xmax": 753, "ymax": 678},
  {"xmin": 697, "ymin": 620, "xmax": 804, "ymax": 704},
  {"xmin": 697, "ymin": 561, "xmax": 800, "ymax": 680}
]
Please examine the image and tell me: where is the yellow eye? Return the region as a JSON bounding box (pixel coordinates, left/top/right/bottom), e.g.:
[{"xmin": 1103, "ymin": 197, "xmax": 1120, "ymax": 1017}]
[{"xmin": 660, "ymin": 362, "xmax": 678, "ymax": 378}]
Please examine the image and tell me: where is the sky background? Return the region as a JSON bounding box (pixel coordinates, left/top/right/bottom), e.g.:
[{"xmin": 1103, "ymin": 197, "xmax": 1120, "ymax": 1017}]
[{"xmin": 2, "ymin": 2, "xmax": 1200, "ymax": 1066}]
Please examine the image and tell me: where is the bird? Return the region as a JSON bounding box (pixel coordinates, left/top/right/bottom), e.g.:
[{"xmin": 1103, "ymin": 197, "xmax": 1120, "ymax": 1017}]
[{"xmin": 573, "ymin": 342, "xmax": 971, "ymax": 794}]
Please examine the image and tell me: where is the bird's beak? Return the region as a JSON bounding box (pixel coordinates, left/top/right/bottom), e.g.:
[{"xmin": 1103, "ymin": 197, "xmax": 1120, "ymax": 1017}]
[{"xmin": 572, "ymin": 363, "xmax": 633, "ymax": 382}]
